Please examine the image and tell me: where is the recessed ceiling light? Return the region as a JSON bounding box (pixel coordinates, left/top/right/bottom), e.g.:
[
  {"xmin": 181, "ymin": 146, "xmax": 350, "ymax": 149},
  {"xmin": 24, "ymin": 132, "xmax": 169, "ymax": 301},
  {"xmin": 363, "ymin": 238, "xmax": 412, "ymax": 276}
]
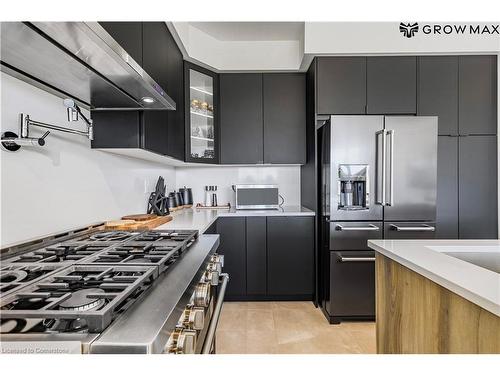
[{"xmin": 141, "ymin": 96, "xmax": 156, "ymax": 104}]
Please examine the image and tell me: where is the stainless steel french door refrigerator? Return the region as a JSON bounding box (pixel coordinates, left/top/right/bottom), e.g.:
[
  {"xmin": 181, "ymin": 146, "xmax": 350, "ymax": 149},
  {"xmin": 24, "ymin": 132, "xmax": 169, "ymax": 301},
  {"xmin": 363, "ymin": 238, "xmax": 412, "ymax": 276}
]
[{"xmin": 319, "ymin": 115, "xmax": 438, "ymax": 323}]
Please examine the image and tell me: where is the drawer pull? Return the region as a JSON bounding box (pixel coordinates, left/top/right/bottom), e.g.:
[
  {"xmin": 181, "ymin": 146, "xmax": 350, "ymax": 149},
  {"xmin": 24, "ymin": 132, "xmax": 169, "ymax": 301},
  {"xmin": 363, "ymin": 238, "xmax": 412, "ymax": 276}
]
[
  {"xmin": 338, "ymin": 256, "xmax": 376, "ymax": 262},
  {"xmin": 390, "ymin": 224, "xmax": 435, "ymax": 232},
  {"xmin": 335, "ymin": 224, "xmax": 380, "ymax": 231}
]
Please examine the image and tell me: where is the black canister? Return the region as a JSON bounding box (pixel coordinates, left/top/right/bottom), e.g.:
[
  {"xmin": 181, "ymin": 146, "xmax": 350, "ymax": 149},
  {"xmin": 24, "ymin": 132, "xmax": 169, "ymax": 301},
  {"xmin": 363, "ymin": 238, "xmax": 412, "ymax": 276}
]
[
  {"xmin": 179, "ymin": 186, "xmax": 193, "ymax": 206},
  {"xmin": 176, "ymin": 191, "xmax": 184, "ymax": 207},
  {"xmin": 167, "ymin": 192, "xmax": 179, "ymax": 211}
]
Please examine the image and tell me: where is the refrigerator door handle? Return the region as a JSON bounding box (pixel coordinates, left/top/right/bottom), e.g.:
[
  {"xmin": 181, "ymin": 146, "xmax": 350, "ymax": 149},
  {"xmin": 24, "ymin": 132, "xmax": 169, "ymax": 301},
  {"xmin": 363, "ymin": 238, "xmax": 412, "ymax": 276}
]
[
  {"xmin": 390, "ymin": 224, "xmax": 436, "ymax": 232},
  {"xmin": 375, "ymin": 129, "xmax": 386, "ymax": 206},
  {"xmin": 386, "ymin": 129, "xmax": 395, "ymax": 206},
  {"xmin": 335, "ymin": 224, "xmax": 380, "ymax": 231}
]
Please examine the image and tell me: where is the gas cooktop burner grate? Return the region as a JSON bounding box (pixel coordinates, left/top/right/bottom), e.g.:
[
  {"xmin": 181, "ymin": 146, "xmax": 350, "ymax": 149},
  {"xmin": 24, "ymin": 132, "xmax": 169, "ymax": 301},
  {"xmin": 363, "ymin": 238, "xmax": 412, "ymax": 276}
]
[
  {"xmin": 88, "ymin": 231, "xmax": 139, "ymax": 242},
  {"xmin": 0, "ymin": 264, "xmax": 66, "ymax": 297},
  {"xmin": 4, "ymin": 243, "xmax": 112, "ymax": 264},
  {"xmin": 0, "ymin": 264, "xmax": 157, "ymax": 333}
]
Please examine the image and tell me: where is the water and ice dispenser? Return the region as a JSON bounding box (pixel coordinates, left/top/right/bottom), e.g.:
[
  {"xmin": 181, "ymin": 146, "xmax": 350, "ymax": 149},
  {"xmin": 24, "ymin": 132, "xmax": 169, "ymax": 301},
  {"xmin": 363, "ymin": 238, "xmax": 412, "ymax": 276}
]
[{"xmin": 337, "ymin": 164, "xmax": 369, "ymax": 210}]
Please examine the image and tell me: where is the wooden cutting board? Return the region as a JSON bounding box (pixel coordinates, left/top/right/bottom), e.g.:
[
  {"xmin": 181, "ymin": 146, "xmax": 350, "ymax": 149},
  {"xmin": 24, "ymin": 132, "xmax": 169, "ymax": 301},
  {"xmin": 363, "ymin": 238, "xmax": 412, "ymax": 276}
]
[
  {"xmin": 105, "ymin": 215, "xmax": 172, "ymax": 230},
  {"xmin": 121, "ymin": 214, "xmax": 157, "ymax": 221}
]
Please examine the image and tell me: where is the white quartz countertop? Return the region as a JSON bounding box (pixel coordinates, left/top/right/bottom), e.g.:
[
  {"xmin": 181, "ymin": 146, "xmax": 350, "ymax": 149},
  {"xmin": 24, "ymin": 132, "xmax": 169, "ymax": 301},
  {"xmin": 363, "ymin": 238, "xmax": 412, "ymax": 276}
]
[
  {"xmin": 156, "ymin": 205, "xmax": 314, "ymax": 233},
  {"xmin": 368, "ymin": 239, "xmax": 500, "ymax": 317}
]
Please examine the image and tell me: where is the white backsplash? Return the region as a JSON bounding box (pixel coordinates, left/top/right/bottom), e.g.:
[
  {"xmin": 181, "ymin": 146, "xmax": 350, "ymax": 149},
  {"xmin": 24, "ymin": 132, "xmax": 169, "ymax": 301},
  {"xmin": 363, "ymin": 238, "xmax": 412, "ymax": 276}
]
[
  {"xmin": 0, "ymin": 73, "xmax": 176, "ymax": 247},
  {"xmin": 175, "ymin": 165, "xmax": 301, "ymax": 207}
]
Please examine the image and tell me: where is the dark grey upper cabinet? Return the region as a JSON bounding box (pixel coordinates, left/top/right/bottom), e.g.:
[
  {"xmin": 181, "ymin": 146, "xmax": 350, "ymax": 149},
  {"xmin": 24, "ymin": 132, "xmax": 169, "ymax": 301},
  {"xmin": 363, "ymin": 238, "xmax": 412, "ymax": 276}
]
[
  {"xmin": 458, "ymin": 136, "xmax": 498, "ymax": 239},
  {"xmin": 216, "ymin": 217, "xmax": 247, "ymax": 297},
  {"xmin": 267, "ymin": 217, "xmax": 314, "ymax": 296},
  {"xmin": 436, "ymin": 137, "xmax": 459, "ymax": 239},
  {"xmin": 99, "ymin": 22, "xmax": 143, "ymax": 66},
  {"xmin": 316, "ymin": 57, "xmax": 367, "ymax": 115},
  {"xmin": 220, "ymin": 74, "xmax": 263, "ymax": 164},
  {"xmin": 459, "ymin": 56, "xmax": 497, "ymax": 135},
  {"xmin": 263, "ymin": 73, "xmax": 306, "ymax": 164},
  {"xmin": 92, "ymin": 23, "xmax": 184, "ymax": 159},
  {"xmin": 418, "ymin": 56, "xmax": 459, "ymax": 136},
  {"xmin": 143, "ymin": 22, "xmax": 184, "ymax": 159},
  {"xmin": 367, "ymin": 57, "xmax": 417, "ymax": 114},
  {"xmin": 246, "ymin": 217, "xmax": 267, "ymax": 295}
]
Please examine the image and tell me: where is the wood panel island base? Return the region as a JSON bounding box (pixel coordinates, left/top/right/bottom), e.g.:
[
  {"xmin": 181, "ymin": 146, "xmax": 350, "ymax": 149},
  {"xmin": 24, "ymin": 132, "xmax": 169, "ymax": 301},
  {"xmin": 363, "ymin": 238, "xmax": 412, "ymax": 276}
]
[{"xmin": 375, "ymin": 253, "xmax": 500, "ymax": 354}]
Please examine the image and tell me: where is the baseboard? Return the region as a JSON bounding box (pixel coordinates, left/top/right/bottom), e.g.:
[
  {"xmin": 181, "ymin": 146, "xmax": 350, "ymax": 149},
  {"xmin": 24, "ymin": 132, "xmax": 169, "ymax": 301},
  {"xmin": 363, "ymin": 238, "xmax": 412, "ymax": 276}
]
[{"xmin": 225, "ymin": 294, "xmax": 313, "ymax": 302}]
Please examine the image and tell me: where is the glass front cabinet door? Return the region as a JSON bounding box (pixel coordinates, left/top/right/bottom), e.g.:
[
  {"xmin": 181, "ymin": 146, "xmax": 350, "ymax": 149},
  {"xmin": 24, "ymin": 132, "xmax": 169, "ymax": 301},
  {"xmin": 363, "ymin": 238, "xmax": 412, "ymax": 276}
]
[{"xmin": 185, "ymin": 62, "xmax": 219, "ymax": 163}]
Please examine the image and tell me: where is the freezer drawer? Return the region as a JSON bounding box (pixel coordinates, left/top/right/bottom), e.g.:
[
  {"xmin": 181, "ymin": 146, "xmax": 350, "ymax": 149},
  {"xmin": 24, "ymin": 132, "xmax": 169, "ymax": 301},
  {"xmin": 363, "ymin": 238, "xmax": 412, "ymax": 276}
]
[
  {"xmin": 326, "ymin": 251, "xmax": 375, "ymax": 319},
  {"xmin": 384, "ymin": 222, "xmax": 436, "ymax": 239},
  {"xmin": 329, "ymin": 221, "xmax": 383, "ymax": 251}
]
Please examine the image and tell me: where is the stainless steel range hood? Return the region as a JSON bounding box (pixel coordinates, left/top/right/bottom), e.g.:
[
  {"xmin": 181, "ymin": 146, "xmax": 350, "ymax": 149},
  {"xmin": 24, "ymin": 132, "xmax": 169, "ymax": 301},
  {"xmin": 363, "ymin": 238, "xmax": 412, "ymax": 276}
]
[{"xmin": 0, "ymin": 22, "xmax": 176, "ymax": 111}]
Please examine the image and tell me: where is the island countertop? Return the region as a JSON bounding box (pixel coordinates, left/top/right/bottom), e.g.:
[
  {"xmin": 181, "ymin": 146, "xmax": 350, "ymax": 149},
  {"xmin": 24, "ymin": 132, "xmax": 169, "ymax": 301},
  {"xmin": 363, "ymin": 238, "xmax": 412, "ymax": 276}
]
[
  {"xmin": 156, "ymin": 205, "xmax": 315, "ymax": 233},
  {"xmin": 368, "ymin": 239, "xmax": 500, "ymax": 317}
]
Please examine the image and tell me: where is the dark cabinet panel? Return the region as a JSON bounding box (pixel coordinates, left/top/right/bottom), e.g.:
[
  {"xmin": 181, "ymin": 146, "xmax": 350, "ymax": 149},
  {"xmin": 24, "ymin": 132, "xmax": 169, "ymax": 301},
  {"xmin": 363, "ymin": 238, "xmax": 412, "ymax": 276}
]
[
  {"xmin": 418, "ymin": 56, "xmax": 459, "ymax": 136},
  {"xmin": 458, "ymin": 136, "xmax": 498, "ymax": 238},
  {"xmin": 143, "ymin": 22, "xmax": 184, "ymax": 158},
  {"xmin": 216, "ymin": 217, "xmax": 246, "ymax": 297},
  {"xmin": 220, "ymin": 74, "xmax": 263, "ymax": 164},
  {"xmin": 263, "ymin": 73, "xmax": 306, "ymax": 164},
  {"xmin": 367, "ymin": 57, "xmax": 417, "ymax": 114},
  {"xmin": 246, "ymin": 217, "xmax": 267, "ymax": 295},
  {"xmin": 459, "ymin": 56, "xmax": 497, "ymax": 135},
  {"xmin": 142, "ymin": 111, "xmax": 168, "ymax": 155},
  {"xmin": 436, "ymin": 137, "xmax": 459, "ymax": 239},
  {"xmin": 267, "ymin": 217, "xmax": 314, "ymax": 296},
  {"xmin": 91, "ymin": 111, "xmax": 142, "ymax": 149},
  {"xmin": 316, "ymin": 57, "xmax": 367, "ymax": 115},
  {"xmin": 99, "ymin": 22, "xmax": 143, "ymax": 66}
]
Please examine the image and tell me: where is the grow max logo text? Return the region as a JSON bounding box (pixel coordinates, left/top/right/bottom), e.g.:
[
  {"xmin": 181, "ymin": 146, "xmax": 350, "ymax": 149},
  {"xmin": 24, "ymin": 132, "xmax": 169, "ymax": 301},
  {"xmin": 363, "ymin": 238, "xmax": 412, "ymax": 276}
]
[{"xmin": 399, "ymin": 22, "xmax": 500, "ymax": 38}]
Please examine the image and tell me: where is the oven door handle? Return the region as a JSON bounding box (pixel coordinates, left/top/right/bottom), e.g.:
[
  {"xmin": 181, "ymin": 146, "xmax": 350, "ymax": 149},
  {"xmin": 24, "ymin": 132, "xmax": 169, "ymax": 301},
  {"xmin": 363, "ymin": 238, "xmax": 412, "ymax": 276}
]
[{"xmin": 201, "ymin": 273, "xmax": 229, "ymax": 354}]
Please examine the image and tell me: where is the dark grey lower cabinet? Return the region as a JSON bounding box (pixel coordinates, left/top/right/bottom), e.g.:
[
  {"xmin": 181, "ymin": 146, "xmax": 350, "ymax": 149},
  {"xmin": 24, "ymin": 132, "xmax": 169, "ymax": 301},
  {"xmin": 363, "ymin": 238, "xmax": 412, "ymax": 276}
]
[
  {"xmin": 267, "ymin": 217, "xmax": 314, "ymax": 297},
  {"xmin": 246, "ymin": 217, "xmax": 267, "ymax": 295},
  {"xmin": 216, "ymin": 217, "xmax": 246, "ymax": 297},
  {"xmin": 458, "ymin": 136, "xmax": 498, "ymax": 239},
  {"xmin": 215, "ymin": 216, "xmax": 314, "ymax": 300},
  {"xmin": 436, "ymin": 137, "xmax": 459, "ymax": 238}
]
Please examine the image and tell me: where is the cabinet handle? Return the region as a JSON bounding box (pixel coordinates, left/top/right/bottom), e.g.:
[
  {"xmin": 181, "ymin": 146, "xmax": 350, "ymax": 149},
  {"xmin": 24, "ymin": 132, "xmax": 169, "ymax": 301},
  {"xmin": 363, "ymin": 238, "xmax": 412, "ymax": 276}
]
[
  {"xmin": 390, "ymin": 224, "xmax": 435, "ymax": 232},
  {"xmin": 338, "ymin": 256, "xmax": 375, "ymax": 262},
  {"xmin": 335, "ymin": 224, "xmax": 380, "ymax": 231}
]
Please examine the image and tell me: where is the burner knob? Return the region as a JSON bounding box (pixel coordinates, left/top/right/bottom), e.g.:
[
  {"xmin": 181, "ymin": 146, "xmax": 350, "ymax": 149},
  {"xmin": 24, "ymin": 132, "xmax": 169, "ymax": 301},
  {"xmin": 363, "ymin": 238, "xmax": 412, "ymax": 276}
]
[
  {"xmin": 183, "ymin": 307, "xmax": 205, "ymax": 330},
  {"xmin": 194, "ymin": 282, "xmax": 211, "ymax": 308},
  {"xmin": 211, "ymin": 254, "xmax": 224, "ymax": 267},
  {"xmin": 207, "ymin": 260, "xmax": 222, "ymax": 275},
  {"xmin": 205, "ymin": 270, "xmax": 219, "ymax": 286},
  {"xmin": 169, "ymin": 327, "xmax": 197, "ymax": 354}
]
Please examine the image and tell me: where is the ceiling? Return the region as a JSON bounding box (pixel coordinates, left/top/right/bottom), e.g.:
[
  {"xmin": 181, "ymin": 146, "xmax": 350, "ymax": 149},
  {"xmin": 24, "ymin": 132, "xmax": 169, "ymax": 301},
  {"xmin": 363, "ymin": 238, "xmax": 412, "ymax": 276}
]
[{"xmin": 189, "ymin": 22, "xmax": 304, "ymax": 42}]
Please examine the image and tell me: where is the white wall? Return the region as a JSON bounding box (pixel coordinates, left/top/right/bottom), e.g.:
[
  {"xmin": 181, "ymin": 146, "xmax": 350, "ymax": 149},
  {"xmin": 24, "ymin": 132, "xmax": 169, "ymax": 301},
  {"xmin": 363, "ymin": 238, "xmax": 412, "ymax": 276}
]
[
  {"xmin": 175, "ymin": 166, "xmax": 301, "ymax": 207},
  {"xmin": 304, "ymin": 22, "xmax": 500, "ymax": 55},
  {"xmin": 0, "ymin": 73, "xmax": 176, "ymax": 247}
]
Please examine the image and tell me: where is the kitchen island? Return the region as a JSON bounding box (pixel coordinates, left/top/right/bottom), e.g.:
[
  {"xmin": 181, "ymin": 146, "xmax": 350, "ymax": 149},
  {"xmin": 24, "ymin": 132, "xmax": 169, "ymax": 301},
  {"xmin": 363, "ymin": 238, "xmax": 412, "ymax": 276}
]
[{"xmin": 368, "ymin": 240, "xmax": 500, "ymax": 354}]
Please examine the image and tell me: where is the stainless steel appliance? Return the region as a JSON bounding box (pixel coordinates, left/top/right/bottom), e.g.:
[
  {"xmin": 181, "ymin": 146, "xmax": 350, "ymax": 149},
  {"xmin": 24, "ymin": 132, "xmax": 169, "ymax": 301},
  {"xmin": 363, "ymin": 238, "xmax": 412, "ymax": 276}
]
[
  {"xmin": 319, "ymin": 115, "xmax": 438, "ymax": 323},
  {"xmin": 0, "ymin": 22, "xmax": 176, "ymax": 110},
  {"xmin": 0, "ymin": 226, "xmax": 227, "ymax": 354},
  {"xmin": 234, "ymin": 184, "xmax": 280, "ymax": 210}
]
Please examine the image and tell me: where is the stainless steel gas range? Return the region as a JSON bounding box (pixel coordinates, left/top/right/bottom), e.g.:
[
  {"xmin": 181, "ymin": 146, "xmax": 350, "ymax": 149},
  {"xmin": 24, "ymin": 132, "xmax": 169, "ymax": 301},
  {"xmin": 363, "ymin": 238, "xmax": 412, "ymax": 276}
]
[{"xmin": 0, "ymin": 225, "xmax": 227, "ymax": 354}]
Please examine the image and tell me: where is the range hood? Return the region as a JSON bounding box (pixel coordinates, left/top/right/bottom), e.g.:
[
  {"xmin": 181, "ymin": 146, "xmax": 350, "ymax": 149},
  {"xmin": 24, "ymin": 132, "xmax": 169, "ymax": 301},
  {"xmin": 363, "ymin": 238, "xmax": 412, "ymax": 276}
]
[{"xmin": 0, "ymin": 22, "xmax": 176, "ymax": 111}]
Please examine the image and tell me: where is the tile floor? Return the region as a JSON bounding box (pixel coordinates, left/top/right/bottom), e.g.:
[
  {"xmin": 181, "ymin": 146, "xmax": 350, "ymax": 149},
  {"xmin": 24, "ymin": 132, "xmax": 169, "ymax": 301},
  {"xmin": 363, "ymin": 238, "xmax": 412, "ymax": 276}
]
[{"xmin": 216, "ymin": 301, "xmax": 376, "ymax": 354}]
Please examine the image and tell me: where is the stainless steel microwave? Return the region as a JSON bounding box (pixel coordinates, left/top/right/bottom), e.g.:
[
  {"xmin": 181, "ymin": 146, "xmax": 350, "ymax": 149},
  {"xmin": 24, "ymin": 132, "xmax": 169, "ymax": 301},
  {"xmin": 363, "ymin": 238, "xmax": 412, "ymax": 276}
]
[{"xmin": 234, "ymin": 184, "xmax": 280, "ymax": 210}]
